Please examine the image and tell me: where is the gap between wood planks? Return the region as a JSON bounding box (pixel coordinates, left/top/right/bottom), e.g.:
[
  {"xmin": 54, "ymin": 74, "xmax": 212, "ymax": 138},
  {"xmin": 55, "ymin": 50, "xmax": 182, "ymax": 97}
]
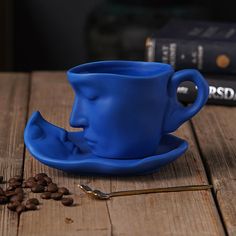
[
  {"xmin": 189, "ymin": 119, "xmax": 228, "ymax": 236},
  {"xmin": 16, "ymin": 72, "xmax": 32, "ymax": 236}
]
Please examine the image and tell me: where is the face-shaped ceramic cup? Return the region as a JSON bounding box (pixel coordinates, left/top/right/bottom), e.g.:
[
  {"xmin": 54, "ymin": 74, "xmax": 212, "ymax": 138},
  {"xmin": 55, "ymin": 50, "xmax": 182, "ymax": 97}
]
[{"xmin": 67, "ymin": 61, "xmax": 209, "ymax": 159}]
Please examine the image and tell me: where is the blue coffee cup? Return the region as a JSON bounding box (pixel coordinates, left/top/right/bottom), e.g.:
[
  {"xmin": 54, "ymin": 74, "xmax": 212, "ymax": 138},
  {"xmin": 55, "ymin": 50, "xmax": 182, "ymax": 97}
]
[{"xmin": 67, "ymin": 60, "xmax": 209, "ymax": 159}]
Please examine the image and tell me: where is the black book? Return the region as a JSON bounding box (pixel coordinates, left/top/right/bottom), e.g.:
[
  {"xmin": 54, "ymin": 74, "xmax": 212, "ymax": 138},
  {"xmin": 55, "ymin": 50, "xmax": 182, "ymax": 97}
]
[
  {"xmin": 177, "ymin": 75, "xmax": 236, "ymax": 106},
  {"xmin": 146, "ymin": 19, "xmax": 236, "ymax": 74}
]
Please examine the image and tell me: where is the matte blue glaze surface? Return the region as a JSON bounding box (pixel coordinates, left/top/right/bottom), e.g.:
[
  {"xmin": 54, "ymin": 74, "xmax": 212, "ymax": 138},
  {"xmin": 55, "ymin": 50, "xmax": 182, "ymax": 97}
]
[
  {"xmin": 24, "ymin": 60, "xmax": 209, "ymax": 176},
  {"xmin": 68, "ymin": 61, "xmax": 209, "ymax": 158},
  {"xmin": 24, "ymin": 111, "xmax": 188, "ymax": 176}
]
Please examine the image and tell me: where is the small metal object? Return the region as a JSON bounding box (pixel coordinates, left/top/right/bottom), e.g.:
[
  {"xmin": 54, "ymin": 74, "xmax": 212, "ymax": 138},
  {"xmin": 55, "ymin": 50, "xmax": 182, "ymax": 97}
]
[{"xmin": 78, "ymin": 184, "xmax": 213, "ymax": 200}]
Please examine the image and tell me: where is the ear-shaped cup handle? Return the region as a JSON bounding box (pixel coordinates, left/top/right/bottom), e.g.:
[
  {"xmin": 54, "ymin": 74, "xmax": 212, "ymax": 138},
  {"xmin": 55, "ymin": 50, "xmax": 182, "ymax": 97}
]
[{"xmin": 163, "ymin": 69, "xmax": 209, "ymax": 134}]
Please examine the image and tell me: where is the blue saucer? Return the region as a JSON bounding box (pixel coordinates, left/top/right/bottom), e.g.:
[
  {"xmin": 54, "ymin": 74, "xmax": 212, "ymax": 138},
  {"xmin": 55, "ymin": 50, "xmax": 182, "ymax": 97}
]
[{"xmin": 24, "ymin": 112, "xmax": 188, "ymax": 176}]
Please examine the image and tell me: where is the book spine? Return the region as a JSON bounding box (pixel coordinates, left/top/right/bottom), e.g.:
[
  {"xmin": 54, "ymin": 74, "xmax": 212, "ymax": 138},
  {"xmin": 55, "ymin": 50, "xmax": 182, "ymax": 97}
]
[
  {"xmin": 145, "ymin": 37, "xmax": 236, "ymax": 74},
  {"xmin": 177, "ymin": 78, "xmax": 236, "ymax": 106}
]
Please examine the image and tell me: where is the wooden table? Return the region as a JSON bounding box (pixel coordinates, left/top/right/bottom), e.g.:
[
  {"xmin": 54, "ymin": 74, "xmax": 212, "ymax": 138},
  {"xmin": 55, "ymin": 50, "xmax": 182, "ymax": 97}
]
[{"xmin": 0, "ymin": 72, "xmax": 235, "ymax": 236}]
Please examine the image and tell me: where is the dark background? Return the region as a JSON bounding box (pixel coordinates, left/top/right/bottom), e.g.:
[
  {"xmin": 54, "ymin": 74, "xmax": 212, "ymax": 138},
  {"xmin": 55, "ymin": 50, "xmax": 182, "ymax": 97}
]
[{"xmin": 0, "ymin": 0, "xmax": 236, "ymax": 71}]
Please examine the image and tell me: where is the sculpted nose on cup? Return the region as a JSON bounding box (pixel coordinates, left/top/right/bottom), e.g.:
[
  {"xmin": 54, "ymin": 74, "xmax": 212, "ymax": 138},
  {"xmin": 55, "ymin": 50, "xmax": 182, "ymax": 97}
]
[
  {"xmin": 70, "ymin": 115, "xmax": 88, "ymax": 128},
  {"xmin": 70, "ymin": 96, "xmax": 89, "ymax": 128}
]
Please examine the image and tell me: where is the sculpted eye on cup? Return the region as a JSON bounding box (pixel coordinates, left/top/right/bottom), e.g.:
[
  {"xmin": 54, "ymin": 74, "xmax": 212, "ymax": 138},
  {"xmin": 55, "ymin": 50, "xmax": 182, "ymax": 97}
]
[{"xmin": 77, "ymin": 86, "xmax": 99, "ymax": 100}]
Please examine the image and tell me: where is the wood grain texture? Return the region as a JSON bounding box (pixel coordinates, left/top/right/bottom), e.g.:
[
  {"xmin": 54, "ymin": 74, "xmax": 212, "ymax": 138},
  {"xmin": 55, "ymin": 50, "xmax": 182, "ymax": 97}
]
[
  {"xmin": 18, "ymin": 72, "xmax": 111, "ymax": 236},
  {"xmin": 18, "ymin": 72, "xmax": 225, "ymax": 236},
  {"xmin": 105, "ymin": 122, "xmax": 225, "ymax": 236},
  {"xmin": 192, "ymin": 106, "xmax": 236, "ymax": 236},
  {"xmin": 0, "ymin": 73, "xmax": 29, "ymax": 236}
]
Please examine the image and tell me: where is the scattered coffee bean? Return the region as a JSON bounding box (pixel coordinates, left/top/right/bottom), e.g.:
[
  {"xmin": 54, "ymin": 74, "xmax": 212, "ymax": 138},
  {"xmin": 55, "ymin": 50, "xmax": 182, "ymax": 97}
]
[
  {"xmin": 0, "ymin": 196, "xmax": 8, "ymax": 204},
  {"xmin": 0, "ymin": 187, "xmax": 5, "ymax": 196},
  {"xmin": 5, "ymin": 190, "xmax": 17, "ymax": 198},
  {"xmin": 16, "ymin": 204, "xmax": 26, "ymax": 214},
  {"xmin": 9, "ymin": 181, "xmax": 22, "ymax": 188},
  {"xmin": 15, "ymin": 187, "xmax": 24, "ymax": 194},
  {"xmin": 65, "ymin": 217, "xmax": 74, "ymax": 224},
  {"xmin": 1, "ymin": 173, "xmax": 75, "ymax": 213},
  {"xmin": 31, "ymin": 184, "xmax": 45, "ymax": 193},
  {"xmin": 47, "ymin": 183, "xmax": 58, "ymax": 193},
  {"xmin": 44, "ymin": 177, "xmax": 52, "ymax": 184},
  {"xmin": 37, "ymin": 179, "xmax": 47, "ymax": 186},
  {"xmin": 25, "ymin": 203, "xmax": 37, "ymax": 211},
  {"xmin": 58, "ymin": 187, "xmax": 70, "ymax": 195},
  {"xmin": 7, "ymin": 201, "xmax": 21, "ymax": 211},
  {"xmin": 24, "ymin": 181, "xmax": 37, "ymax": 188},
  {"xmin": 13, "ymin": 175, "xmax": 23, "ymax": 182},
  {"xmin": 40, "ymin": 192, "xmax": 51, "ymax": 199},
  {"xmin": 51, "ymin": 192, "xmax": 63, "ymax": 200},
  {"xmin": 27, "ymin": 177, "xmax": 36, "ymax": 182},
  {"xmin": 8, "ymin": 178, "xmax": 18, "ymax": 184},
  {"xmin": 10, "ymin": 193, "xmax": 24, "ymax": 202},
  {"xmin": 61, "ymin": 197, "xmax": 74, "ymax": 206},
  {"xmin": 6, "ymin": 186, "xmax": 15, "ymax": 191},
  {"xmin": 26, "ymin": 198, "xmax": 40, "ymax": 206},
  {"xmin": 35, "ymin": 173, "xmax": 48, "ymax": 181}
]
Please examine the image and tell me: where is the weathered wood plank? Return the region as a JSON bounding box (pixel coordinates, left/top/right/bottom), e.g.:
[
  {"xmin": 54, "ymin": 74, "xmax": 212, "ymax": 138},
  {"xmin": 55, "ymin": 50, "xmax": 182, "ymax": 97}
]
[
  {"xmin": 192, "ymin": 106, "xmax": 236, "ymax": 235},
  {"xmin": 18, "ymin": 72, "xmax": 225, "ymax": 236},
  {"xmin": 0, "ymin": 73, "xmax": 29, "ymax": 236},
  {"xmin": 106, "ymin": 122, "xmax": 225, "ymax": 236},
  {"xmin": 18, "ymin": 72, "xmax": 111, "ymax": 236}
]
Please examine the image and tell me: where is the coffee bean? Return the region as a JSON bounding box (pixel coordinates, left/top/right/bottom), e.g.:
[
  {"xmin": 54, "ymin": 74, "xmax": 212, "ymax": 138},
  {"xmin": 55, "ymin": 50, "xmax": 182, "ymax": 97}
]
[
  {"xmin": 36, "ymin": 173, "xmax": 48, "ymax": 177},
  {"xmin": 24, "ymin": 181, "xmax": 37, "ymax": 188},
  {"xmin": 16, "ymin": 204, "xmax": 26, "ymax": 214},
  {"xmin": 37, "ymin": 179, "xmax": 47, "ymax": 186},
  {"xmin": 15, "ymin": 187, "xmax": 24, "ymax": 194},
  {"xmin": 6, "ymin": 186, "xmax": 15, "ymax": 191},
  {"xmin": 5, "ymin": 190, "xmax": 17, "ymax": 198},
  {"xmin": 47, "ymin": 183, "xmax": 58, "ymax": 193},
  {"xmin": 27, "ymin": 177, "xmax": 36, "ymax": 182},
  {"xmin": 65, "ymin": 217, "xmax": 74, "ymax": 224},
  {"xmin": 10, "ymin": 193, "xmax": 24, "ymax": 202},
  {"xmin": 9, "ymin": 181, "xmax": 22, "ymax": 188},
  {"xmin": 58, "ymin": 187, "xmax": 69, "ymax": 195},
  {"xmin": 31, "ymin": 184, "xmax": 45, "ymax": 193},
  {"xmin": 0, "ymin": 176, "xmax": 3, "ymax": 183},
  {"xmin": 13, "ymin": 175, "xmax": 23, "ymax": 182},
  {"xmin": 0, "ymin": 196, "xmax": 8, "ymax": 204},
  {"xmin": 61, "ymin": 197, "xmax": 74, "ymax": 206},
  {"xmin": 44, "ymin": 177, "xmax": 52, "ymax": 184},
  {"xmin": 26, "ymin": 198, "xmax": 40, "ymax": 205},
  {"xmin": 0, "ymin": 187, "xmax": 5, "ymax": 196},
  {"xmin": 35, "ymin": 173, "xmax": 48, "ymax": 181},
  {"xmin": 7, "ymin": 201, "xmax": 21, "ymax": 211},
  {"xmin": 26, "ymin": 203, "xmax": 37, "ymax": 211},
  {"xmin": 40, "ymin": 192, "xmax": 51, "ymax": 199},
  {"xmin": 51, "ymin": 192, "xmax": 63, "ymax": 200},
  {"xmin": 8, "ymin": 178, "xmax": 18, "ymax": 184}
]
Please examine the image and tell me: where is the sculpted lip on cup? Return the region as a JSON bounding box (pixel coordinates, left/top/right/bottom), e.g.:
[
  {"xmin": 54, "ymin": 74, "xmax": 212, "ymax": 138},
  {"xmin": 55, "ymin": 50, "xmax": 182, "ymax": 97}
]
[{"xmin": 24, "ymin": 60, "xmax": 209, "ymax": 176}]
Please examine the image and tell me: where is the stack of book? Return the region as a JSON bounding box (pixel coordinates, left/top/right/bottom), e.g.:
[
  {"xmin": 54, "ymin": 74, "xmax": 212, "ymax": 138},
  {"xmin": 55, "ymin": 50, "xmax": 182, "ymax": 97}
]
[{"xmin": 145, "ymin": 19, "xmax": 236, "ymax": 106}]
